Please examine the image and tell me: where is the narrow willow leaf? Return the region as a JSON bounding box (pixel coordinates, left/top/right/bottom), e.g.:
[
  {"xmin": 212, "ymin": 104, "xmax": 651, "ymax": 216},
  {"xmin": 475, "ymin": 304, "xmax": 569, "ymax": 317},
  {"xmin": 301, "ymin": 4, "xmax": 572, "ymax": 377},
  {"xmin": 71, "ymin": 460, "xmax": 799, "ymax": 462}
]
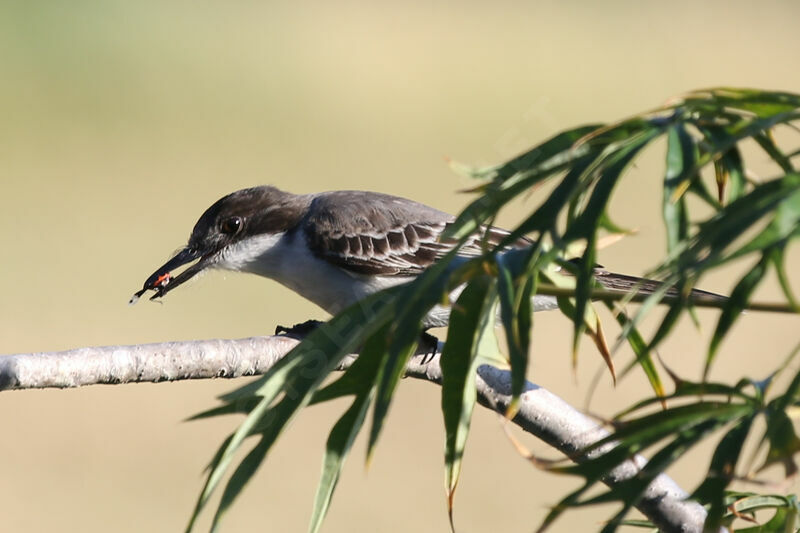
[
  {"xmin": 210, "ymin": 435, "xmax": 272, "ymax": 532},
  {"xmin": 367, "ymin": 249, "xmax": 466, "ymax": 462},
  {"xmin": 497, "ymin": 252, "xmax": 535, "ymax": 412},
  {"xmin": 606, "ymin": 304, "xmax": 664, "ymax": 400},
  {"xmin": 308, "ymin": 393, "xmax": 374, "ymax": 533},
  {"xmin": 188, "ymin": 398, "xmax": 260, "ymax": 421},
  {"xmin": 511, "ymin": 275, "xmax": 534, "ymax": 410},
  {"xmin": 580, "ymin": 402, "xmax": 750, "ymax": 460},
  {"xmin": 722, "ymin": 186, "xmax": 800, "ymax": 263},
  {"xmin": 714, "ymin": 160, "xmax": 727, "ymax": 204},
  {"xmin": 759, "ymin": 408, "xmax": 800, "ymax": 476},
  {"xmin": 538, "ymin": 414, "xmax": 737, "ymax": 532},
  {"xmin": 698, "ymin": 125, "xmax": 747, "ymax": 203},
  {"xmin": 188, "ymin": 395, "xmax": 272, "ymax": 531},
  {"xmin": 492, "ymin": 124, "xmax": 602, "ymax": 183},
  {"xmin": 220, "ymin": 286, "xmax": 402, "ymax": 404},
  {"xmin": 659, "ymin": 173, "xmax": 800, "ymax": 274},
  {"xmin": 612, "ymin": 281, "xmax": 673, "ymax": 356},
  {"xmin": 735, "ymin": 506, "xmax": 797, "ymax": 533},
  {"xmin": 554, "ymin": 290, "xmax": 616, "ymax": 381},
  {"xmin": 771, "ymin": 344, "xmax": 800, "ymax": 412},
  {"xmin": 708, "ymin": 111, "xmax": 800, "ymax": 163},
  {"xmin": 770, "ymin": 249, "xmax": 800, "ymax": 311},
  {"xmin": 613, "ymin": 381, "xmax": 756, "ymax": 420},
  {"xmin": 647, "ymin": 294, "xmax": 686, "ymax": 353},
  {"xmin": 593, "ymin": 418, "xmax": 727, "ymax": 533},
  {"xmin": 732, "ymin": 494, "xmax": 800, "ymax": 533},
  {"xmin": 495, "ymin": 154, "xmax": 596, "ymax": 249},
  {"xmin": 585, "ymin": 312, "xmax": 615, "ymax": 385},
  {"xmin": 707, "ymin": 254, "xmax": 770, "ymax": 378},
  {"xmin": 308, "ymin": 329, "xmax": 391, "ymax": 533},
  {"xmin": 615, "ymin": 519, "xmax": 658, "ymax": 531},
  {"xmin": 596, "ymin": 210, "xmax": 633, "ymax": 235},
  {"xmin": 185, "ymin": 434, "xmax": 234, "ymax": 533},
  {"xmin": 187, "ymin": 288, "xmax": 402, "ymax": 530},
  {"xmin": 754, "ymin": 131, "xmax": 796, "ymax": 173},
  {"xmin": 564, "ymin": 127, "xmax": 662, "ymax": 242},
  {"xmin": 208, "ymin": 395, "xmax": 306, "ymax": 532},
  {"xmin": 692, "ymin": 415, "xmax": 756, "ymax": 531},
  {"xmin": 441, "ymin": 276, "xmax": 497, "ymax": 530},
  {"xmin": 697, "ymin": 88, "xmax": 800, "ymax": 116},
  {"xmin": 442, "ymin": 126, "xmax": 600, "ymax": 241},
  {"xmin": 572, "ymin": 234, "xmax": 596, "ymax": 365},
  {"xmin": 560, "ymin": 128, "xmax": 665, "ymax": 355},
  {"xmin": 663, "ymin": 125, "xmax": 694, "ymax": 252},
  {"xmin": 309, "ymin": 327, "xmax": 391, "ymax": 405}
]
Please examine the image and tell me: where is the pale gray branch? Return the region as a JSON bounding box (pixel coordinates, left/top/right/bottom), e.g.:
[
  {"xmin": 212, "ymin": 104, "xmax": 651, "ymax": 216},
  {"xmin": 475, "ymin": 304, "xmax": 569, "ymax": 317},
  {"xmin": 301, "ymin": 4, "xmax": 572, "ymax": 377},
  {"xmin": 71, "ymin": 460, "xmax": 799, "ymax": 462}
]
[{"xmin": 0, "ymin": 336, "xmax": 712, "ymax": 533}]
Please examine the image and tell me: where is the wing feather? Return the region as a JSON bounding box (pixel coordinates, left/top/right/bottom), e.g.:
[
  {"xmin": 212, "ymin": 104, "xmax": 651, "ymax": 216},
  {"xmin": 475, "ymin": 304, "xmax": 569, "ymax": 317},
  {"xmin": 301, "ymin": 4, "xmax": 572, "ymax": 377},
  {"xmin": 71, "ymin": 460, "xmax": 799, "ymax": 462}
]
[
  {"xmin": 300, "ymin": 190, "xmax": 727, "ymax": 302},
  {"xmin": 302, "ymin": 191, "xmax": 520, "ymax": 276}
]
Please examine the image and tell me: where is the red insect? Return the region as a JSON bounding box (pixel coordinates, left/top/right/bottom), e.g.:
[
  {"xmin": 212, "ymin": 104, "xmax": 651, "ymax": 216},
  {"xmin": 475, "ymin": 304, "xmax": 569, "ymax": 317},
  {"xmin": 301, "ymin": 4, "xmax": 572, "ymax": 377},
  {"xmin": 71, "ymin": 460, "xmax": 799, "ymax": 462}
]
[
  {"xmin": 128, "ymin": 271, "xmax": 172, "ymax": 305},
  {"xmin": 152, "ymin": 272, "xmax": 171, "ymax": 289}
]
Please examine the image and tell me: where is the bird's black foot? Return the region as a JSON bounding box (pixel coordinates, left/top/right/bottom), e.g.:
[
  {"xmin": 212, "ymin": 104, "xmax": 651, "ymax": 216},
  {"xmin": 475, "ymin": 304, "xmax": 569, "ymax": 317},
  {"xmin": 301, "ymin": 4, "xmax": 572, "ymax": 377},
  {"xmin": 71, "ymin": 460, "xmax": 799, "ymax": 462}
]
[
  {"xmin": 419, "ymin": 331, "xmax": 440, "ymax": 365},
  {"xmin": 275, "ymin": 319, "xmax": 324, "ymax": 339}
]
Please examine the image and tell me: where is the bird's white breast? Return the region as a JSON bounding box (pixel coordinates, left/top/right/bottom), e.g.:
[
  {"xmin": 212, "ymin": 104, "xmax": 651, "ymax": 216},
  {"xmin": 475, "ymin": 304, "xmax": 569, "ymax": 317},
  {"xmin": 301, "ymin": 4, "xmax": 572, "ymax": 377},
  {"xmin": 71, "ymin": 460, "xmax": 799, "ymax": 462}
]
[{"xmin": 215, "ymin": 231, "xmax": 412, "ymax": 316}]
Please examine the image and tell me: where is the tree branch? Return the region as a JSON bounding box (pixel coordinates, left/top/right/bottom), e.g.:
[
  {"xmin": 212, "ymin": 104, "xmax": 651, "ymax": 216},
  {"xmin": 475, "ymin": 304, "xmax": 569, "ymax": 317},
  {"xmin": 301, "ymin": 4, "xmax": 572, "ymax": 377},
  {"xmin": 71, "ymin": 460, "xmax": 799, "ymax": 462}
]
[{"xmin": 0, "ymin": 336, "xmax": 713, "ymax": 532}]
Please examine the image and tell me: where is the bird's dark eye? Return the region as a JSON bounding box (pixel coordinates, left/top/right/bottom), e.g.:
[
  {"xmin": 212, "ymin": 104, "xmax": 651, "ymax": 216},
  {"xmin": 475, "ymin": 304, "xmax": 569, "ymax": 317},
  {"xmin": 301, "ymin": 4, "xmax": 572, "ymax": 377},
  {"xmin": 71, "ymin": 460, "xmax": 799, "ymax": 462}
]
[{"xmin": 219, "ymin": 216, "xmax": 243, "ymax": 235}]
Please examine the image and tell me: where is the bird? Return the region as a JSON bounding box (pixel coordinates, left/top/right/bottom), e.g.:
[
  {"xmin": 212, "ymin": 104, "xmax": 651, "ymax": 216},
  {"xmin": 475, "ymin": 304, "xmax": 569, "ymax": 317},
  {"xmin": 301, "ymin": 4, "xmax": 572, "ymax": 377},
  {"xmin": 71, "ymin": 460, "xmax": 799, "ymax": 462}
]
[{"xmin": 130, "ymin": 186, "xmax": 724, "ymax": 331}]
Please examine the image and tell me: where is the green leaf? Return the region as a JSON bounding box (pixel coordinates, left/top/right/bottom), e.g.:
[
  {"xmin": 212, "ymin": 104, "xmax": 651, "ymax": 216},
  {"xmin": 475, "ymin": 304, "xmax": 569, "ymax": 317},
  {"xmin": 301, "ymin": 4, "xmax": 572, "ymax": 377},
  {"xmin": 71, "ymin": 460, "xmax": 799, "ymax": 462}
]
[
  {"xmin": 613, "ymin": 380, "xmax": 756, "ymax": 420},
  {"xmin": 663, "ymin": 125, "xmax": 694, "ymax": 253},
  {"xmin": 584, "ymin": 402, "xmax": 750, "ymax": 461},
  {"xmin": 443, "ymin": 125, "xmax": 601, "ymax": 241},
  {"xmin": 691, "ymin": 88, "xmax": 800, "ymax": 116},
  {"xmin": 497, "ymin": 252, "xmax": 535, "ymax": 410},
  {"xmin": 210, "ymin": 432, "xmax": 275, "ymax": 531},
  {"xmin": 308, "ymin": 329, "xmax": 391, "ymax": 533},
  {"xmin": 732, "ymin": 494, "xmax": 800, "ymax": 533},
  {"xmin": 494, "ymin": 154, "xmax": 597, "ymax": 249},
  {"xmin": 770, "ymin": 250, "xmax": 800, "ymax": 311},
  {"xmin": 538, "ymin": 414, "xmax": 733, "ymax": 532},
  {"xmin": 308, "ymin": 393, "xmax": 374, "ymax": 533},
  {"xmin": 700, "ymin": 124, "xmax": 747, "ymax": 203},
  {"xmin": 563, "ymin": 126, "xmax": 662, "ymax": 243},
  {"xmin": 759, "ymin": 408, "xmax": 800, "ymax": 477},
  {"xmin": 656, "ymin": 173, "xmax": 800, "ymax": 276},
  {"xmin": 186, "ymin": 288, "xmax": 401, "ymax": 531},
  {"xmin": 441, "ymin": 275, "xmax": 497, "ymax": 529},
  {"xmin": 593, "ymin": 418, "xmax": 728, "ymax": 533},
  {"xmin": 607, "ymin": 304, "xmax": 664, "ymax": 399},
  {"xmin": 692, "ymin": 415, "xmax": 756, "ymax": 530},
  {"xmin": 366, "ymin": 249, "xmax": 467, "ymax": 462},
  {"xmin": 575, "ymin": 240, "xmax": 599, "ymax": 354},
  {"xmin": 754, "ymin": 131, "xmax": 795, "ymax": 174},
  {"xmin": 707, "ymin": 254, "xmax": 770, "ymax": 378},
  {"xmin": 720, "ymin": 185, "xmax": 800, "ymax": 263}
]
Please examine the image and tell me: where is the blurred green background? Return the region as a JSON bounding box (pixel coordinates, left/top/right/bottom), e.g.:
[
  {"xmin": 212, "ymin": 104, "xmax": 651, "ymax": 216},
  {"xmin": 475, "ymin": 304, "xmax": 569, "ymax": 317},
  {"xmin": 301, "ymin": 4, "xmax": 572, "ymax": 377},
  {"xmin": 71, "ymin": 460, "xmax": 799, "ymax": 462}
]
[{"xmin": 1, "ymin": 1, "xmax": 799, "ymax": 531}]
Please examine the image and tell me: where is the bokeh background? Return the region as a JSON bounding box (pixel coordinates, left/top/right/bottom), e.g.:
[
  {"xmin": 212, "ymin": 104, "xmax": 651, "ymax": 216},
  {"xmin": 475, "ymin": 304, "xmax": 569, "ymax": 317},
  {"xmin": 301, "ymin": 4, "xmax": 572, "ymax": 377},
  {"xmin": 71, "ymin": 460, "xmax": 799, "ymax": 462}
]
[{"xmin": 2, "ymin": 2, "xmax": 799, "ymax": 532}]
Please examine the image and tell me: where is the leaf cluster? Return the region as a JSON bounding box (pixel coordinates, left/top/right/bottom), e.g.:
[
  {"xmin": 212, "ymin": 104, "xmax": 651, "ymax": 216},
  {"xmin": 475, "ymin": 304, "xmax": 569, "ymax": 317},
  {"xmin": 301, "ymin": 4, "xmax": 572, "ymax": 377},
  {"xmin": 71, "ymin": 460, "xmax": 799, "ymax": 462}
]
[{"xmin": 186, "ymin": 88, "xmax": 800, "ymax": 532}]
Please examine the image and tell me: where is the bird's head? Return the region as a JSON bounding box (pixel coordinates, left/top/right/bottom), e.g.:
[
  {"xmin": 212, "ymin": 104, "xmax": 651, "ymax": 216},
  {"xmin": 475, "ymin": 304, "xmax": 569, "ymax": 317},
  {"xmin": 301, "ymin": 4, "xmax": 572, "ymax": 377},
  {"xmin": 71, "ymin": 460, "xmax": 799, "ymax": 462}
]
[{"xmin": 130, "ymin": 185, "xmax": 305, "ymax": 304}]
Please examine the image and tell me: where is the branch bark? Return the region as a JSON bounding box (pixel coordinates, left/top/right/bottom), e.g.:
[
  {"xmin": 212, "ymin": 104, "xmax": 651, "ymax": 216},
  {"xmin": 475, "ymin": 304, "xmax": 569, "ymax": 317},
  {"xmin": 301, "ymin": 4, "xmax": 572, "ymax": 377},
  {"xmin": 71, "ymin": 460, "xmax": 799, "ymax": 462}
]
[{"xmin": 0, "ymin": 336, "xmax": 712, "ymax": 532}]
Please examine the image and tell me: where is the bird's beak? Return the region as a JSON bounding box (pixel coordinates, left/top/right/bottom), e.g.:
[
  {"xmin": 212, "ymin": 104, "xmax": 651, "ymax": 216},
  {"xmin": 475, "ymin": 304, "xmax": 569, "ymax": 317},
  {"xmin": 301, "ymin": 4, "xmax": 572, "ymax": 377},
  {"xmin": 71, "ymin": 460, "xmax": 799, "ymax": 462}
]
[{"xmin": 129, "ymin": 246, "xmax": 212, "ymax": 304}]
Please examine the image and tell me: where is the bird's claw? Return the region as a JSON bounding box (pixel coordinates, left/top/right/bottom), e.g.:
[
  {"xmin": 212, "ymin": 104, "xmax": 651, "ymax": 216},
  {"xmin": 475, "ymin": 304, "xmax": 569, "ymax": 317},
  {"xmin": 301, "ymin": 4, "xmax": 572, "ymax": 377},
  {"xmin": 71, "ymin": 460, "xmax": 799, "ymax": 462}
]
[
  {"xmin": 275, "ymin": 319, "xmax": 323, "ymax": 339},
  {"xmin": 419, "ymin": 331, "xmax": 439, "ymax": 365}
]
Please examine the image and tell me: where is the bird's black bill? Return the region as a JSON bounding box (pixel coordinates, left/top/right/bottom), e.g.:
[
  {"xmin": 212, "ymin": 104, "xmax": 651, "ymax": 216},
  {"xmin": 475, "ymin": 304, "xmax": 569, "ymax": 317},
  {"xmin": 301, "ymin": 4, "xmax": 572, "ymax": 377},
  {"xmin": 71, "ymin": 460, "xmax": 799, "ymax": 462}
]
[{"xmin": 129, "ymin": 247, "xmax": 206, "ymax": 304}]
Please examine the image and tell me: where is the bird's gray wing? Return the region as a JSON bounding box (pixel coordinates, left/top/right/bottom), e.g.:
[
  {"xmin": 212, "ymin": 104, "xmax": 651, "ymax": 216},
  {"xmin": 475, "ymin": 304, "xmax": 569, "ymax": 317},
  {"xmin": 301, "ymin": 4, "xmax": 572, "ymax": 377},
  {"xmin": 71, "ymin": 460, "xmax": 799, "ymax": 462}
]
[
  {"xmin": 302, "ymin": 190, "xmax": 728, "ymax": 302},
  {"xmin": 302, "ymin": 191, "xmax": 518, "ymax": 276}
]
